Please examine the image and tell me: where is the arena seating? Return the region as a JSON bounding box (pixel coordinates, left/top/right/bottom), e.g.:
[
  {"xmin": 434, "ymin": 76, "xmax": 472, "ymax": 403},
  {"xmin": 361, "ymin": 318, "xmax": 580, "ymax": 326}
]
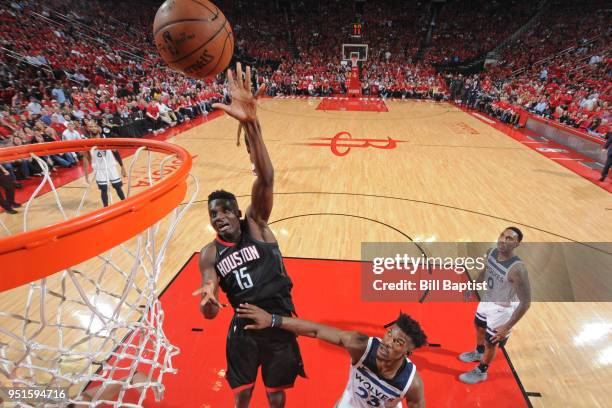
[
  {"xmin": 447, "ymin": 35, "xmax": 610, "ymax": 135},
  {"xmin": 425, "ymin": 0, "xmax": 540, "ymax": 65},
  {"xmin": 0, "ymin": 0, "xmax": 223, "ymax": 182},
  {"xmin": 497, "ymin": 0, "xmax": 609, "ymax": 73},
  {"xmin": 1, "ymin": 0, "xmax": 610, "ymax": 170}
]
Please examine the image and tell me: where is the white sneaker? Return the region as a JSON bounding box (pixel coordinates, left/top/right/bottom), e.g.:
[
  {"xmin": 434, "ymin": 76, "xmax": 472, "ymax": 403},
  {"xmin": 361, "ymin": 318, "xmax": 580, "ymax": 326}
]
[
  {"xmin": 458, "ymin": 350, "xmax": 483, "ymax": 363},
  {"xmin": 459, "ymin": 366, "xmax": 488, "ymax": 384}
]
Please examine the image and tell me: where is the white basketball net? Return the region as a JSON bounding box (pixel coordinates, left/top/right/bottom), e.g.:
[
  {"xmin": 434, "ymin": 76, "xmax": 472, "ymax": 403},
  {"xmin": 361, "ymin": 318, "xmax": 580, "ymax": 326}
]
[{"xmin": 0, "ymin": 144, "xmax": 198, "ymax": 407}]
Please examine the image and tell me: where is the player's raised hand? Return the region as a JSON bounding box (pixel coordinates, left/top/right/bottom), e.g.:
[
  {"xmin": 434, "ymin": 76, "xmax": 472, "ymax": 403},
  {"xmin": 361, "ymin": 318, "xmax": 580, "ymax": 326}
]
[
  {"xmin": 192, "ymin": 279, "xmax": 226, "ymax": 308},
  {"xmin": 212, "ymin": 62, "xmax": 266, "ymax": 123},
  {"xmin": 237, "ymin": 303, "xmax": 272, "ymax": 330}
]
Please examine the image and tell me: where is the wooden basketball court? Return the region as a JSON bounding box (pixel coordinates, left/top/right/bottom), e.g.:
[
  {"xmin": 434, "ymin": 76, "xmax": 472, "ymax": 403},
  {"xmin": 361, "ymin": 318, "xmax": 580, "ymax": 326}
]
[{"xmin": 2, "ymin": 98, "xmax": 611, "ymax": 407}]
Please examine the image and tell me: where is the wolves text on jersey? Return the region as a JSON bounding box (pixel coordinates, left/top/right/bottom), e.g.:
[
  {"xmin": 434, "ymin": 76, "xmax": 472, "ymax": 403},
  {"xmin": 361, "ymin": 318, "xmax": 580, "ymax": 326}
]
[{"xmin": 353, "ymin": 368, "xmax": 401, "ymax": 406}]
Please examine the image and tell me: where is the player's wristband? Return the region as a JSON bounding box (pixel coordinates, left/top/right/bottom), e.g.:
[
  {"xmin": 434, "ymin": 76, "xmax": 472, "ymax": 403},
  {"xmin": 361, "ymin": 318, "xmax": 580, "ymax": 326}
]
[{"xmin": 270, "ymin": 314, "xmax": 283, "ymax": 328}]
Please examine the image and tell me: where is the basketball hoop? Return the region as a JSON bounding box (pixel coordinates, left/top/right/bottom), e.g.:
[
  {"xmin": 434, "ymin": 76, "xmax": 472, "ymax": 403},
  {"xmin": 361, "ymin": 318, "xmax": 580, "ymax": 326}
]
[
  {"xmin": 351, "ymin": 55, "xmax": 359, "ymax": 68},
  {"xmin": 0, "ymin": 138, "xmax": 198, "ymax": 406}
]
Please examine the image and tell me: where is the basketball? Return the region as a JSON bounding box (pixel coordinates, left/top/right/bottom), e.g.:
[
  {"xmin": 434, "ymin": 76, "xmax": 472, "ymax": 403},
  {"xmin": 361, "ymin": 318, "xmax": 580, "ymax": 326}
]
[{"xmin": 153, "ymin": 0, "xmax": 234, "ymax": 79}]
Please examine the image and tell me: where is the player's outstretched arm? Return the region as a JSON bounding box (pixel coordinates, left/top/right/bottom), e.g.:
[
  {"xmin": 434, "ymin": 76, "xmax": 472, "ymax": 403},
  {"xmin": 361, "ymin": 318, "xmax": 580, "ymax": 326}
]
[
  {"xmin": 405, "ymin": 371, "xmax": 425, "ymax": 408},
  {"xmin": 211, "ymin": 63, "xmax": 272, "ymax": 226},
  {"xmin": 193, "ymin": 244, "xmax": 226, "ymax": 319},
  {"xmin": 237, "ymin": 303, "xmax": 369, "ymax": 363},
  {"xmin": 244, "ymin": 118, "xmax": 274, "ymax": 224}
]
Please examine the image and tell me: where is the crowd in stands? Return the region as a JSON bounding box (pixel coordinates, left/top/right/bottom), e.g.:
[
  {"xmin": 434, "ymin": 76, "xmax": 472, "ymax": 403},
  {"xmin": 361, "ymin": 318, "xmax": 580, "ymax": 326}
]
[
  {"xmin": 356, "ymin": 1, "xmax": 447, "ymax": 98},
  {"xmin": 246, "ymin": 0, "xmax": 447, "ymax": 98},
  {"xmin": 360, "ymin": 0, "xmax": 428, "ymax": 63},
  {"xmin": 248, "ymin": 0, "xmax": 354, "ymax": 97},
  {"xmin": 0, "ymin": 0, "xmax": 224, "ymax": 201},
  {"xmin": 449, "ymin": 36, "xmax": 610, "ymax": 137},
  {"xmin": 1, "ymin": 0, "xmax": 611, "ymax": 212},
  {"xmin": 216, "ymin": 0, "xmax": 292, "ymax": 64},
  {"xmin": 467, "ymin": 0, "xmax": 611, "ymax": 136},
  {"xmin": 359, "ymin": 61, "xmax": 445, "ymax": 99},
  {"xmin": 497, "ymin": 0, "xmax": 610, "ymax": 73},
  {"xmin": 426, "ymin": 0, "xmax": 540, "ymax": 65}
]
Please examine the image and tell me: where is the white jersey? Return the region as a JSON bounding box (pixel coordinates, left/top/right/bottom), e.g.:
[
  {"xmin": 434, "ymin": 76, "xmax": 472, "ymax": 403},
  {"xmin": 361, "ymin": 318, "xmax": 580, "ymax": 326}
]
[
  {"xmin": 336, "ymin": 337, "xmax": 416, "ymax": 408},
  {"xmin": 481, "ymin": 248, "xmax": 522, "ymax": 307},
  {"xmin": 92, "ymin": 149, "xmax": 121, "ymax": 185}
]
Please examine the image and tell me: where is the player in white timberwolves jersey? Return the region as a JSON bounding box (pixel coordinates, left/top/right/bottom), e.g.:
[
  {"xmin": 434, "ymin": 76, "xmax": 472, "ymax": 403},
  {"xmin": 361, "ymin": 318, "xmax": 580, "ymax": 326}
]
[
  {"xmin": 237, "ymin": 304, "xmax": 427, "ymax": 407},
  {"xmin": 459, "ymin": 227, "xmax": 531, "ymax": 384},
  {"xmin": 87, "ymin": 148, "xmax": 126, "ymax": 207}
]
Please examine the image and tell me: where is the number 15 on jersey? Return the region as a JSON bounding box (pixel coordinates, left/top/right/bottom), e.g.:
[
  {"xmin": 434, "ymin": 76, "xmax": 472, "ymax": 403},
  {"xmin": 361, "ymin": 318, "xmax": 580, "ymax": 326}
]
[{"xmin": 233, "ymin": 267, "xmax": 253, "ymax": 290}]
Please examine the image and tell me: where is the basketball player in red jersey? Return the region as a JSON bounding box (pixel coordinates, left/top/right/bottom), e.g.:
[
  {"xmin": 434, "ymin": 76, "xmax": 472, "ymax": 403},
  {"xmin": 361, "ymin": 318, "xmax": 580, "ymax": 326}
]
[{"xmin": 193, "ymin": 63, "xmax": 305, "ymax": 408}]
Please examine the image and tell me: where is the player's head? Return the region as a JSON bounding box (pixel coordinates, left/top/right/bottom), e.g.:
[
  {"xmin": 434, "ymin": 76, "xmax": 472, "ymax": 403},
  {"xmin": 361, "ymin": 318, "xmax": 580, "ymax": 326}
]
[
  {"xmin": 208, "ymin": 190, "xmax": 242, "ymax": 240},
  {"xmin": 378, "ymin": 312, "xmax": 427, "ymax": 361},
  {"xmin": 497, "ymin": 226, "xmax": 523, "ymax": 254}
]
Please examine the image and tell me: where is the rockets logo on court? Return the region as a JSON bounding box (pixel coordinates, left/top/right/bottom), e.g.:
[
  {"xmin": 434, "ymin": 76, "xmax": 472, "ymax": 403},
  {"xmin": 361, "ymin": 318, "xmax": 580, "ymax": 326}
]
[{"xmin": 300, "ymin": 131, "xmax": 406, "ymax": 157}]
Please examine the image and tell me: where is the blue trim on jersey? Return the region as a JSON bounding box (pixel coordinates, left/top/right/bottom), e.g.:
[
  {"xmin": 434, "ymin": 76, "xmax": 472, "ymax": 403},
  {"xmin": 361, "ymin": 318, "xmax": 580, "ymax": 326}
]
[
  {"xmin": 490, "ymin": 249, "xmax": 520, "ymax": 269},
  {"xmin": 359, "ymin": 337, "xmax": 415, "ymax": 398},
  {"xmin": 96, "ymin": 178, "xmax": 121, "ymax": 186},
  {"xmin": 488, "ymin": 257, "xmax": 508, "ymax": 276},
  {"xmin": 356, "ymin": 367, "xmax": 400, "ymax": 398},
  {"xmin": 353, "ymin": 337, "xmax": 374, "ymax": 367}
]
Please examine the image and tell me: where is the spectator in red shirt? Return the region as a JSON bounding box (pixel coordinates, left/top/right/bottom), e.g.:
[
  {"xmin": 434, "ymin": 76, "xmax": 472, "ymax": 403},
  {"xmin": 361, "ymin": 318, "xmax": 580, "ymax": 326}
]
[{"xmin": 145, "ymin": 101, "xmax": 163, "ymax": 134}]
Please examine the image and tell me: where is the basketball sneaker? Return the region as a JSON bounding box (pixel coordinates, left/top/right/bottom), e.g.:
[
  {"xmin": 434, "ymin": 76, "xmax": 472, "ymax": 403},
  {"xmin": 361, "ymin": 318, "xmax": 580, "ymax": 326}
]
[
  {"xmin": 458, "ymin": 350, "xmax": 483, "ymax": 362},
  {"xmin": 459, "ymin": 366, "xmax": 488, "ymax": 384}
]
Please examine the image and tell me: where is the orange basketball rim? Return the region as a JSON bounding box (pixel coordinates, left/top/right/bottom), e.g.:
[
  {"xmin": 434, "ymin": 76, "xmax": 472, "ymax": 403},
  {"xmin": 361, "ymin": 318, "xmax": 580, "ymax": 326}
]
[{"xmin": 0, "ymin": 138, "xmax": 192, "ymax": 292}]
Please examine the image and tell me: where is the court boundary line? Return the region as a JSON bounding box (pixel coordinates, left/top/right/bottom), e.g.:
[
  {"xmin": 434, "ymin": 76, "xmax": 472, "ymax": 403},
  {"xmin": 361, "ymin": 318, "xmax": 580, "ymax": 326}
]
[
  {"xmin": 269, "ymin": 212, "xmax": 434, "ymax": 303},
  {"xmin": 189, "ymin": 191, "xmax": 611, "ymax": 256},
  {"xmin": 274, "ymin": 212, "xmax": 534, "ymax": 405},
  {"xmin": 258, "ymin": 98, "xmax": 456, "ymax": 121},
  {"xmin": 158, "ymin": 251, "xmax": 533, "ymax": 407},
  {"xmin": 452, "ymin": 103, "xmax": 611, "ymax": 192},
  {"xmin": 501, "ymin": 347, "xmax": 536, "ymax": 407},
  {"xmin": 159, "ymin": 252, "xmax": 199, "ymax": 299},
  {"xmin": 465, "ymin": 266, "xmax": 537, "ymax": 407},
  {"xmin": 83, "ymin": 252, "xmax": 199, "ymax": 394}
]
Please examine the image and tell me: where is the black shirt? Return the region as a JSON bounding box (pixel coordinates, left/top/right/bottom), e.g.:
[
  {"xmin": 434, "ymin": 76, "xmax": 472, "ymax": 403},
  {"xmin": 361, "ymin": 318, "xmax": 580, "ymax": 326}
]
[{"xmin": 214, "ymin": 219, "xmax": 295, "ymax": 316}]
